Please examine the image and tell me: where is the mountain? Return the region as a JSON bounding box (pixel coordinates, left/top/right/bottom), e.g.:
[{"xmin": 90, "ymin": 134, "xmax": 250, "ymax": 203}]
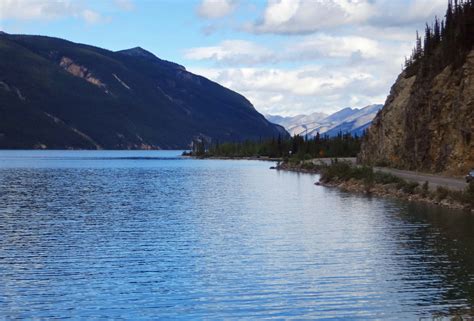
[
  {"xmin": 321, "ymin": 104, "xmax": 383, "ymax": 137},
  {"xmin": 266, "ymin": 104, "xmax": 382, "ymax": 137},
  {"xmin": 0, "ymin": 33, "xmax": 287, "ymax": 149},
  {"xmin": 359, "ymin": 1, "xmax": 474, "ymax": 174},
  {"xmin": 265, "ymin": 112, "xmax": 328, "ymax": 136}
]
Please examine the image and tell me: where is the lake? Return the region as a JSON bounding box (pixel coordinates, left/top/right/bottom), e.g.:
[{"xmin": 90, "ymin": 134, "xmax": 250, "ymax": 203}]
[{"xmin": 0, "ymin": 150, "xmax": 473, "ymax": 319}]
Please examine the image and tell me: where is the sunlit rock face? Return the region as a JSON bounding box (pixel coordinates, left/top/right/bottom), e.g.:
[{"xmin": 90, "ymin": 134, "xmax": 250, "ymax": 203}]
[
  {"xmin": 59, "ymin": 57, "xmax": 108, "ymax": 91},
  {"xmin": 359, "ymin": 50, "xmax": 474, "ymax": 175}
]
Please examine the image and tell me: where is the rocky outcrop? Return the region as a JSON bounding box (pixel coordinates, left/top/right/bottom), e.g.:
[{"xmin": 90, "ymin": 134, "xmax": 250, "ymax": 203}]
[
  {"xmin": 59, "ymin": 57, "xmax": 108, "ymax": 91},
  {"xmin": 359, "ymin": 50, "xmax": 474, "ymax": 175}
]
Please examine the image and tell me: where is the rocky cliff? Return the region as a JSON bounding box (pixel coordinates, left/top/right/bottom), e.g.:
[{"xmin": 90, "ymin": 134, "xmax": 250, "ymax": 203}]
[{"xmin": 359, "ymin": 50, "xmax": 474, "ymax": 175}]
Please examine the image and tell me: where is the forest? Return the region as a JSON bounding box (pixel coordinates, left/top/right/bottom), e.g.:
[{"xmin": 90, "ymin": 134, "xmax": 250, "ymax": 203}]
[
  {"xmin": 404, "ymin": 0, "xmax": 474, "ymax": 78},
  {"xmin": 185, "ymin": 132, "xmax": 362, "ymax": 160}
]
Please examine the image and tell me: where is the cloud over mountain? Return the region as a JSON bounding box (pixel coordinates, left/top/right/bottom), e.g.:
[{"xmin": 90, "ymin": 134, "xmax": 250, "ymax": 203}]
[{"xmin": 184, "ymin": 0, "xmax": 446, "ymax": 116}]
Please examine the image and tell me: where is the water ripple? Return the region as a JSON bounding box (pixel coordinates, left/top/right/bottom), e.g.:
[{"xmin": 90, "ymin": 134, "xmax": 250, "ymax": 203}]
[{"xmin": 0, "ymin": 150, "xmax": 473, "ymax": 319}]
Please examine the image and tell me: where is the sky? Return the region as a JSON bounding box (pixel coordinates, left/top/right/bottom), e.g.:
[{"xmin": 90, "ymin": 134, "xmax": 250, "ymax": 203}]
[{"xmin": 0, "ymin": 0, "xmax": 448, "ymax": 116}]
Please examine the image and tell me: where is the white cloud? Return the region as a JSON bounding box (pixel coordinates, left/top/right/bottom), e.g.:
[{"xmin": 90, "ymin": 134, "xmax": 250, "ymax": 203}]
[
  {"xmin": 184, "ymin": 0, "xmax": 439, "ymax": 116},
  {"xmin": 184, "ymin": 20, "xmax": 418, "ymax": 114},
  {"xmin": 352, "ymin": 25, "xmax": 415, "ymax": 42},
  {"xmin": 197, "ymin": 0, "xmax": 237, "ymax": 19},
  {"xmin": 374, "ymin": 0, "xmax": 446, "ymax": 26},
  {"xmin": 184, "ymin": 40, "xmax": 275, "ymax": 65},
  {"xmin": 81, "ymin": 9, "xmax": 102, "ymax": 24},
  {"xmin": 185, "ymin": 32, "xmax": 413, "ymax": 116},
  {"xmin": 188, "ymin": 60, "xmax": 394, "ymax": 116},
  {"xmin": 287, "ymin": 34, "xmax": 382, "ymax": 60},
  {"xmin": 0, "ymin": 0, "xmax": 106, "ymax": 24},
  {"xmin": 114, "ymin": 0, "xmax": 135, "ymax": 11},
  {"xmin": 185, "ymin": 33, "xmax": 407, "ymax": 66},
  {"xmin": 245, "ymin": 0, "xmax": 447, "ymax": 35},
  {"xmin": 407, "ymin": 0, "xmax": 446, "ymax": 19},
  {"xmin": 247, "ymin": 0, "xmax": 375, "ymax": 34}
]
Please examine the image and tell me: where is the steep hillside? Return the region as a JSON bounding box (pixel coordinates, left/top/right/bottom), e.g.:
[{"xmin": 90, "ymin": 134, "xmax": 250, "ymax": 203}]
[
  {"xmin": 359, "ymin": 52, "xmax": 474, "ymax": 174},
  {"xmin": 0, "ymin": 33, "xmax": 287, "ymax": 149},
  {"xmin": 359, "ymin": 2, "xmax": 474, "ymax": 175}
]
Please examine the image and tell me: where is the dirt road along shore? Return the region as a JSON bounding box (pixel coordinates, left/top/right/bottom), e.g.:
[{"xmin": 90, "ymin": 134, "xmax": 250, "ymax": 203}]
[{"xmin": 310, "ymin": 158, "xmax": 467, "ymax": 191}]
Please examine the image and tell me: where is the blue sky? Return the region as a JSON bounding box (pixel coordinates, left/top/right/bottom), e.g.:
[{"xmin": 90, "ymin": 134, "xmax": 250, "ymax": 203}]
[{"xmin": 0, "ymin": 0, "xmax": 447, "ymax": 116}]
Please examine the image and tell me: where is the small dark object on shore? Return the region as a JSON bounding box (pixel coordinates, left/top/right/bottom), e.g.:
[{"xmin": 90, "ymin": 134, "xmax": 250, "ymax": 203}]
[
  {"xmin": 314, "ymin": 181, "xmax": 321, "ymax": 186},
  {"xmin": 270, "ymin": 166, "xmax": 277, "ymax": 169},
  {"xmin": 466, "ymin": 170, "xmax": 474, "ymax": 183}
]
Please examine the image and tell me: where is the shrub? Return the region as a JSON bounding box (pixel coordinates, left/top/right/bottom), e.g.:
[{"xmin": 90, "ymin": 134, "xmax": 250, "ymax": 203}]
[
  {"xmin": 396, "ymin": 180, "xmax": 406, "ymax": 190},
  {"xmin": 320, "ymin": 162, "xmax": 353, "ymax": 182},
  {"xmin": 363, "ymin": 169, "xmax": 375, "ymax": 193},
  {"xmin": 402, "ymin": 182, "xmax": 419, "ymax": 194},
  {"xmin": 448, "ymin": 190, "xmax": 467, "ymax": 203},
  {"xmin": 301, "ymin": 162, "xmax": 321, "ymax": 171},
  {"xmin": 374, "ymin": 172, "xmax": 403, "ymax": 185},
  {"xmin": 288, "ymin": 157, "xmax": 302, "ymax": 165},
  {"xmin": 421, "ymin": 181, "xmax": 429, "ymax": 197},
  {"xmin": 436, "ymin": 186, "xmax": 449, "ymax": 200},
  {"xmin": 394, "ymin": 180, "xmax": 419, "ymax": 194},
  {"xmin": 464, "ymin": 181, "xmax": 474, "ymax": 206},
  {"xmin": 319, "ymin": 162, "xmax": 374, "ymax": 184}
]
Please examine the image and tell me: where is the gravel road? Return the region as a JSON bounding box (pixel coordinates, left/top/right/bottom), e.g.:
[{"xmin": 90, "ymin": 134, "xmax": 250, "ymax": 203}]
[
  {"xmin": 311, "ymin": 157, "xmax": 467, "ymax": 191},
  {"xmin": 374, "ymin": 167, "xmax": 467, "ymax": 191}
]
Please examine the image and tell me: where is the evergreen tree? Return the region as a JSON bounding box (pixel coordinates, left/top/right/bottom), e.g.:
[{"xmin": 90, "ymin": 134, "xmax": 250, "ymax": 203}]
[{"xmin": 404, "ymin": 0, "xmax": 473, "ymax": 77}]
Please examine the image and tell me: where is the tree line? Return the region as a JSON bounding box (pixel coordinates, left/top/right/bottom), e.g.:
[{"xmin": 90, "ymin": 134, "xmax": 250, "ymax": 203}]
[
  {"xmin": 404, "ymin": 0, "xmax": 474, "ymax": 78},
  {"xmin": 186, "ymin": 132, "xmax": 363, "ymax": 160}
]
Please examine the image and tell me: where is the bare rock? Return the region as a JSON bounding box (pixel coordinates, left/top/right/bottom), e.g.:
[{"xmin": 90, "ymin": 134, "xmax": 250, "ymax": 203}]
[{"xmin": 360, "ymin": 50, "xmax": 474, "ymax": 175}]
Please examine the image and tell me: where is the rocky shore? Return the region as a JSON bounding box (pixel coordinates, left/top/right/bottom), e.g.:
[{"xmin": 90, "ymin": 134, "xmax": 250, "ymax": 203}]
[
  {"xmin": 320, "ymin": 179, "xmax": 471, "ymax": 212},
  {"xmin": 275, "ymin": 161, "xmax": 473, "ymax": 213}
]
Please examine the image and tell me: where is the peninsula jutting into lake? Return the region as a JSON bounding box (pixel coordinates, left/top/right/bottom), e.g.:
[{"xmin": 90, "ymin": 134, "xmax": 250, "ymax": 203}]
[{"xmin": 0, "ymin": 0, "xmax": 473, "ymax": 319}]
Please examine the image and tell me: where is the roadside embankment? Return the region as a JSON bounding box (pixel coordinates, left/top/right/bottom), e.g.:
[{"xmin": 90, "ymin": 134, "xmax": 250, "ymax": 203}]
[{"xmin": 276, "ymin": 160, "xmax": 474, "ymax": 212}]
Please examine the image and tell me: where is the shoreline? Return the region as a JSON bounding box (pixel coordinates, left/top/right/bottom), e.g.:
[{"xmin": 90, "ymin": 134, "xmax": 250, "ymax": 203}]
[
  {"xmin": 183, "ymin": 155, "xmax": 283, "ymax": 161},
  {"xmin": 275, "ymin": 162, "xmax": 473, "ymax": 213},
  {"xmin": 319, "ymin": 179, "xmax": 472, "ymax": 212}
]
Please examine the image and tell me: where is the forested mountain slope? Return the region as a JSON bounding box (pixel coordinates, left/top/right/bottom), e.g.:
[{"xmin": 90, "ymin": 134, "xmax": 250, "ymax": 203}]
[
  {"xmin": 0, "ymin": 33, "xmax": 286, "ymax": 149},
  {"xmin": 359, "ymin": 1, "xmax": 474, "ymax": 175}
]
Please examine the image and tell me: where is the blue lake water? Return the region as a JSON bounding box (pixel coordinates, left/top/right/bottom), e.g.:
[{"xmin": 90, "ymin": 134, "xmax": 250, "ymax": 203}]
[{"xmin": 0, "ymin": 150, "xmax": 473, "ymax": 319}]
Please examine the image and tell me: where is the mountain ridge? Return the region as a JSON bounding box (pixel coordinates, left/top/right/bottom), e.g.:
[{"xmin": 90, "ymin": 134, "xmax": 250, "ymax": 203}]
[
  {"xmin": 0, "ymin": 33, "xmax": 287, "ymax": 149},
  {"xmin": 266, "ymin": 104, "xmax": 382, "ymax": 137}
]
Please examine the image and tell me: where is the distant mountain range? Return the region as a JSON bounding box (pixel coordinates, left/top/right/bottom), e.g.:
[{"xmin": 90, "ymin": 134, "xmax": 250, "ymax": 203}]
[
  {"xmin": 0, "ymin": 33, "xmax": 286, "ymax": 149},
  {"xmin": 266, "ymin": 104, "xmax": 383, "ymax": 138}
]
